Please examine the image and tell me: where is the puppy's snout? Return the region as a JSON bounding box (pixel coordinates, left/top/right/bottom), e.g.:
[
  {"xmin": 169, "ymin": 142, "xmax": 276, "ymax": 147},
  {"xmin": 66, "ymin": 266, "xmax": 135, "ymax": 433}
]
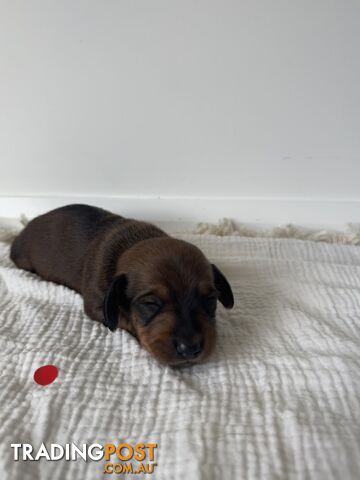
[{"xmin": 175, "ymin": 340, "xmax": 202, "ymax": 360}]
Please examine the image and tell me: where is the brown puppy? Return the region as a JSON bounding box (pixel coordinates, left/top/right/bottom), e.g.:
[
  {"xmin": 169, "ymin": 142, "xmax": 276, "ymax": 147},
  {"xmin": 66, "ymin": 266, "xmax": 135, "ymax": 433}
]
[{"xmin": 10, "ymin": 204, "xmax": 234, "ymax": 365}]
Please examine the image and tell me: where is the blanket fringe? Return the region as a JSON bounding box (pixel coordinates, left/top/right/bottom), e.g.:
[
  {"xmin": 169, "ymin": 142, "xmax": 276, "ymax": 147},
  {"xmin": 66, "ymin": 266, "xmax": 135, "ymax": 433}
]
[
  {"xmin": 1, "ymin": 216, "xmax": 360, "ymax": 246},
  {"xmin": 194, "ymin": 218, "xmax": 360, "ymax": 245},
  {"xmin": 0, "ymin": 215, "xmax": 28, "ymax": 243}
]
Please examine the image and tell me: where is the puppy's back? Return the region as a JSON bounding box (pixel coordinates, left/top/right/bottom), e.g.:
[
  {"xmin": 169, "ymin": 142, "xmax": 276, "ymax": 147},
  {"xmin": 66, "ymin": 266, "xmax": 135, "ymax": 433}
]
[{"xmin": 10, "ymin": 204, "xmax": 119, "ymax": 291}]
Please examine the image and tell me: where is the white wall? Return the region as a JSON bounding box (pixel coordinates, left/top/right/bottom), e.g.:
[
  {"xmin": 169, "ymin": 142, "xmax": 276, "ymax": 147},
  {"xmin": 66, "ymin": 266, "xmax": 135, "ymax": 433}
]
[{"xmin": 0, "ymin": 1, "xmax": 359, "ymax": 224}]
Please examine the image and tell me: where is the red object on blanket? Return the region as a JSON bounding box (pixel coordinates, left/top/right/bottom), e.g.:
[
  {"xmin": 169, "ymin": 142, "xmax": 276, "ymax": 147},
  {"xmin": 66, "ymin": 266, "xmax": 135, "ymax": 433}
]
[{"xmin": 33, "ymin": 365, "xmax": 58, "ymax": 386}]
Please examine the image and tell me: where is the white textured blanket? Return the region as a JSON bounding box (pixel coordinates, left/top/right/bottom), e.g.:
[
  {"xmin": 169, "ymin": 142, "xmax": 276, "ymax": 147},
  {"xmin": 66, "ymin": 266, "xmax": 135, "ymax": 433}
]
[{"xmin": 0, "ymin": 230, "xmax": 359, "ymax": 479}]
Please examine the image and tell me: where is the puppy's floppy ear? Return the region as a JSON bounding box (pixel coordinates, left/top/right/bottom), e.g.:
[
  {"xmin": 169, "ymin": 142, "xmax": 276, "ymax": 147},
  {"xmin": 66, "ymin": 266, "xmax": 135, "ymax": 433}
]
[
  {"xmin": 212, "ymin": 264, "xmax": 234, "ymax": 309},
  {"xmin": 102, "ymin": 274, "xmax": 130, "ymax": 331}
]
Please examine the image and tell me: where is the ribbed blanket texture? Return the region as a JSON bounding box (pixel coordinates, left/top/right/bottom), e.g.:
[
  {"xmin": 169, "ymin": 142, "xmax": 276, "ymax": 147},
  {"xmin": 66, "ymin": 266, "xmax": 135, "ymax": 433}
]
[{"xmin": 0, "ymin": 230, "xmax": 359, "ymax": 479}]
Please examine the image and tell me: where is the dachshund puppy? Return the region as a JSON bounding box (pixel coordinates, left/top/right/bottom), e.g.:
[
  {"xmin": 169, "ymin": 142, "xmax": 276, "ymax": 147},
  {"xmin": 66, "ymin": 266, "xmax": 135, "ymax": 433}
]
[{"xmin": 10, "ymin": 204, "xmax": 234, "ymax": 365}]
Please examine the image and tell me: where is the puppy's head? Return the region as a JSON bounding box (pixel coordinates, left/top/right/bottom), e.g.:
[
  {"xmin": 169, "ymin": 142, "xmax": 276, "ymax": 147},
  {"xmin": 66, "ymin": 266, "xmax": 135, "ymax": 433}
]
[{"xmin": 103, "ymin": 237, "xmax": 234, "ymax": 366}]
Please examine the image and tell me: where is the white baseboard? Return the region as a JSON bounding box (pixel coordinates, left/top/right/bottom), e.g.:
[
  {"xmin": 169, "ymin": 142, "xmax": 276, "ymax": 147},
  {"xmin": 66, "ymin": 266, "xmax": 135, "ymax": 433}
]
[{"xmin": 0, "ymin": 195, "xmax": 359, "ymax": 228}]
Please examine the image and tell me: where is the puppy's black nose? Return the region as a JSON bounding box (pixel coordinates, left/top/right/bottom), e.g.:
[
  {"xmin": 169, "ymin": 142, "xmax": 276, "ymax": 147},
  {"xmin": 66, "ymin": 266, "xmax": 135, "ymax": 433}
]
[{"xmin": 175, "ymin": 341, "xmax": 202, "ymax": 359}]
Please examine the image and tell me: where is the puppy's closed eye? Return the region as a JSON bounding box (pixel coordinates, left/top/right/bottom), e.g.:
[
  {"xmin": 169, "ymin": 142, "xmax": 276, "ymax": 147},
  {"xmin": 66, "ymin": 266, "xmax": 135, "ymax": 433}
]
[
  {"xmin": 135, "ymin": 296, "xmax": 163, "ymax": 323},
  {"xmin": 202, "ymin": 294, "xmax": 217, "ymax": 314}
]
